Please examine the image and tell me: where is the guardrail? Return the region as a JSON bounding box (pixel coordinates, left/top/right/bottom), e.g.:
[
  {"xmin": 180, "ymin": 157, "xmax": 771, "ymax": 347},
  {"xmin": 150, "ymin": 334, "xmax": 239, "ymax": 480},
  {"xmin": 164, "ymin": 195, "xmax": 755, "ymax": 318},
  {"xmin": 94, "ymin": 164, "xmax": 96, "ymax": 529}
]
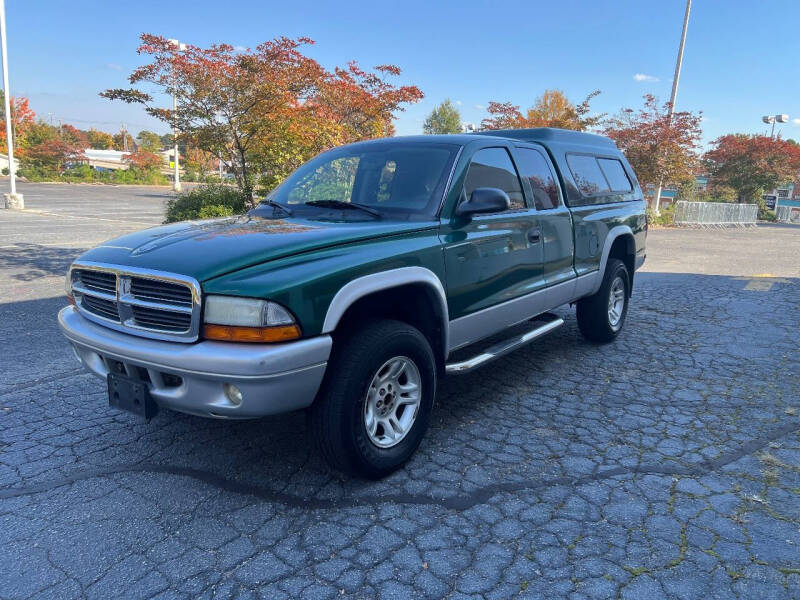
[
  {"xmin": 776, "ymin": 206, "xmax": 800, "ymax": 223},
  {"xmin": 672, "ymin": 201, "xmax": 758, "ymax": 228}
]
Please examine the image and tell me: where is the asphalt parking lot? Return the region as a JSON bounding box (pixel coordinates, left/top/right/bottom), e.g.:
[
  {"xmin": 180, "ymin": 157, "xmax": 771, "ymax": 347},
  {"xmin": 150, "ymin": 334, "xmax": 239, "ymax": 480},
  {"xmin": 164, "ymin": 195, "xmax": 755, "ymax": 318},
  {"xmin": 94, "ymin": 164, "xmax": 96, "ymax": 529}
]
[{"xmin": 2, "ymin": 182, "xmax": 799, "ymax": 599}]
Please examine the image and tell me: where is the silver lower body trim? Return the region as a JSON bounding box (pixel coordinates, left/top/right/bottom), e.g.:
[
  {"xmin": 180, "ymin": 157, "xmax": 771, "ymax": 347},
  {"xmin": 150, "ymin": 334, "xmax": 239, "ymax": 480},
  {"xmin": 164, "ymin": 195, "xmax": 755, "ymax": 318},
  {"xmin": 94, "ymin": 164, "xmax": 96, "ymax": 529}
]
[
  {"xmin": 447, "ymin": 272, "xmax": 599, "ymax": 351},
  {"xmin": 59, "ymin": 306, "xmax": 331, "ymax": 419}
]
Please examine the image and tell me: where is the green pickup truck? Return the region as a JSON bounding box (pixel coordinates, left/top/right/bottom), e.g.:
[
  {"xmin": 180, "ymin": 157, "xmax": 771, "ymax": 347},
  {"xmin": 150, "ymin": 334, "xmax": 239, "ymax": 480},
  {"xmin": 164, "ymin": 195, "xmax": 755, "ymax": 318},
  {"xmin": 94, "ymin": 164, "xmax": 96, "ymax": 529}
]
[{"xmin": 60, "ymin": 128, "xmax": 646, "ymax": 478}]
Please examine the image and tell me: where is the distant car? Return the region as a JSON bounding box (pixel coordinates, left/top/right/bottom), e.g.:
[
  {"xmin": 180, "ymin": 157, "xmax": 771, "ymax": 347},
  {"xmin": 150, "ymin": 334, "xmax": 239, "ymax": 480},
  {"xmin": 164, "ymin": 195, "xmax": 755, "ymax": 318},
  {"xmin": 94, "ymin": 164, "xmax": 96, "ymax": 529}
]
[{"xmin": 60, "ymin": 128, "xmax": 646, "ymax": 478}]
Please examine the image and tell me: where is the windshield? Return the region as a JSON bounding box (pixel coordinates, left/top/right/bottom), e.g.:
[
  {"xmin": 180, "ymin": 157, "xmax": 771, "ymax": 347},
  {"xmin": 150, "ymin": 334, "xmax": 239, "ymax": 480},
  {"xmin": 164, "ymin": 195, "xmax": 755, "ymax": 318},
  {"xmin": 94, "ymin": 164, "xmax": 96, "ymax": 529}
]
[{"xmin": 263, "ymin": 141, "xmax": 460, "ymax": 218}]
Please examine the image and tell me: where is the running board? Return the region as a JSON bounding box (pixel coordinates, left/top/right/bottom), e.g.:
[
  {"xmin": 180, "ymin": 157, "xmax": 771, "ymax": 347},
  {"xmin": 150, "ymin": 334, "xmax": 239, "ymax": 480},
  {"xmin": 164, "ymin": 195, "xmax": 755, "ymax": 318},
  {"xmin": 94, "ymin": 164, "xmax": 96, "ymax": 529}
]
[{"xmin": 445, "ymin": 316, "xmax": 564, "ymax": 375}]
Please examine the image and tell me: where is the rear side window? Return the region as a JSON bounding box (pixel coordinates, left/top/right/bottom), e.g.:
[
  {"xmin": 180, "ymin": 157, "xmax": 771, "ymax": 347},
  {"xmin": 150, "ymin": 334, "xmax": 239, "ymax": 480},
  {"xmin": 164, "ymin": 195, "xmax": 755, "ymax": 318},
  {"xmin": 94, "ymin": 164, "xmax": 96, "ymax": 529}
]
[
  {"xmin": 464, "ymin": 147, "xmax": 525, "ymax": 210},
  {"xmin": 566, "ymin": 154, "xmax": 610, "ymax": 196},
  {"xmin": 598, "ymin": 158, "xmax": 632, "ymax": 192},
  {"xmin": 514, "ymin": 148, "xmax": 560, "ymax": 210}
]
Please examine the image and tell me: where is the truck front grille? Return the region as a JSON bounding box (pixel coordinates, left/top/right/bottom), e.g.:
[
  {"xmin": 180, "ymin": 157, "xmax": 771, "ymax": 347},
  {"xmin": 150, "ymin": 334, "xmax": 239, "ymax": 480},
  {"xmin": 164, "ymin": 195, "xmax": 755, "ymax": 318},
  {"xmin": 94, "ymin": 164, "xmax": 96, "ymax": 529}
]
[{"xmin": 70, "ymin": 265, "xmax": 201, "ymax": 342}]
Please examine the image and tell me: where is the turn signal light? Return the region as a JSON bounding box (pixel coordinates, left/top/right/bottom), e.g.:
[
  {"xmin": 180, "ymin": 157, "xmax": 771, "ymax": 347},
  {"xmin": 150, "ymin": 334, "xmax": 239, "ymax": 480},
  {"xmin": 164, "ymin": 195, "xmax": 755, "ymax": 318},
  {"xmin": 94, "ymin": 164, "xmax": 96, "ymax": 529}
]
[{"xmin": 202, "ymin": 323, "xmax": 301, "ymax": 343}]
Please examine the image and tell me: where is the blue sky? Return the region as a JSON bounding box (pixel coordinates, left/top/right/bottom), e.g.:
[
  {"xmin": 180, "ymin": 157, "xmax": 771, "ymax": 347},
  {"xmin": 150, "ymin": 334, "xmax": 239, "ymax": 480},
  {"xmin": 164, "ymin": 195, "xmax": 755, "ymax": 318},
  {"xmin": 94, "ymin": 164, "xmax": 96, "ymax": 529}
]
[{"xmin": 6, "ymin": 0, "xmax": 800, "ymax": 146}]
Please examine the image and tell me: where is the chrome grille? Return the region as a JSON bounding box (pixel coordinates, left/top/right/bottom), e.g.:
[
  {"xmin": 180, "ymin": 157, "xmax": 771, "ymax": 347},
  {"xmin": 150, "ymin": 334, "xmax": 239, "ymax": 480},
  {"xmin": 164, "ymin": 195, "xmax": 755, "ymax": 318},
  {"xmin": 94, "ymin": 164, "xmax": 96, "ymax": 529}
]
[
  {"xmin": 69, "ymin": 263, "xmax": 201, "ymax": 342},
  {"xmin": 131, "ymin": 305, "xmax": 192, "ymax": 331},
  {"xmin": 81, "ymin": 294, "xmax": 120, "ymax": 321},
  {"xmin": 130, "ymin": 277, "xmax": 193, "ymax": 307},
  {"xmin": 75, "ymin": 270, "xmax": 116, "ymax": 295}
]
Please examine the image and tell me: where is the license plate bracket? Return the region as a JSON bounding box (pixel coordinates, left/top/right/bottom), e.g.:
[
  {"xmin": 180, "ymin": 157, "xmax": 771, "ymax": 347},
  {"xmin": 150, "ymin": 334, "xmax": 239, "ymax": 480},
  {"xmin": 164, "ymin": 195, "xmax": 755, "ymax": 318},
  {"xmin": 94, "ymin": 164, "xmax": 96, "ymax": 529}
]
[{"xmin": 107, "ymin": 373, "xmax": 158, "ymax": 420}]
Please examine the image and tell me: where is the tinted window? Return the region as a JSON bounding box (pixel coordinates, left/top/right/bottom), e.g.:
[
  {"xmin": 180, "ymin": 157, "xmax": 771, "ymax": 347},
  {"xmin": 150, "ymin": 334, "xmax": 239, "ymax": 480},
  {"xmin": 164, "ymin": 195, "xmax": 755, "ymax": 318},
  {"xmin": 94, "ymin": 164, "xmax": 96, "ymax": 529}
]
[
  {"xmin": 598, "ymin": 158, "xmax": 632, "ymax": 193},
  {"xmin": 566, "ymin": 154, "xmax": 610, "ymax": 196},
  {"xmin": 464, "ymin": 148, "xmax": 524, "ymax": 209},
  {"xmin": 515, "ymin": 148, "xmax": 560, "ymax": 210},
  {"xmin": 267, "ymin": 142, "xmax": 459, "ymax": 216}
]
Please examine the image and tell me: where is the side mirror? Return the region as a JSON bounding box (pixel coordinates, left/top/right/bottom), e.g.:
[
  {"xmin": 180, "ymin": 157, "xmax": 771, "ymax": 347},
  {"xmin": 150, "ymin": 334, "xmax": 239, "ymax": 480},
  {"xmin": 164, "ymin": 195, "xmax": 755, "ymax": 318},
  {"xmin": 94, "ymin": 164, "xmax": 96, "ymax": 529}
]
[{"xmin": 456, "ymin": 187, "xmax": 510, "ymax": 217}]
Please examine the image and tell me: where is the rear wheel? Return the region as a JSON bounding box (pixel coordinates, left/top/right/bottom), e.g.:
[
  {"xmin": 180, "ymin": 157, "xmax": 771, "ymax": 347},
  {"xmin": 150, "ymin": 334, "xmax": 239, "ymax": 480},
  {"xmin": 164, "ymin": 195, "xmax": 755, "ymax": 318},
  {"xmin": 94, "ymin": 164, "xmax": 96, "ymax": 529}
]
[
  {"xmin": 310, "ymin": 319, "xmax": 436, "ymax": 479},
  {"xmin": 576, "ymin": 258, "xmax": 630, "ymax": 343}
]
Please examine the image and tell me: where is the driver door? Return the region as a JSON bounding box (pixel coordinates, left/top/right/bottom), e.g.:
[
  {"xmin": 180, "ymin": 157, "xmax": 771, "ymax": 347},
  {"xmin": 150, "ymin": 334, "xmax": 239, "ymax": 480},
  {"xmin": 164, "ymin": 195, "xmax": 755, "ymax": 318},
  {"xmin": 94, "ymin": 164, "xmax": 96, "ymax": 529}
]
[{"xmin": 441, "ymin": 146, "xmax": 546, "ymax": 349}]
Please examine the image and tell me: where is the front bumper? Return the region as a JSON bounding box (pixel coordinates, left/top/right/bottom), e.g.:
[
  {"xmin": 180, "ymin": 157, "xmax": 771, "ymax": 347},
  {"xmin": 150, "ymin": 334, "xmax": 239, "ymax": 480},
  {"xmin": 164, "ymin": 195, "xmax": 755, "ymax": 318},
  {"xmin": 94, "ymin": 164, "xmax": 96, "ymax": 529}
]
[{"xmin": 58, "ymin": 306, "xmax": 331, "ymax": 419}]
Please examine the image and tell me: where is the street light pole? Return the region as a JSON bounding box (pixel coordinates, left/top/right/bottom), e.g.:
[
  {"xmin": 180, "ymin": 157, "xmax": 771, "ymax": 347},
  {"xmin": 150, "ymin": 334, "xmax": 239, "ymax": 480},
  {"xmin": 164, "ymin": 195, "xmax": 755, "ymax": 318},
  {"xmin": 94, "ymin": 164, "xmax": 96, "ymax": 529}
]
[
  {"xmin": 762, "ymin": 114, "xmax": 788, "ymax": 140},
  {"xmin": 167, "ymin": 39, "xmax": 186, "ymax": 193},
  {"xmin": 0, "ymin": 0, "xmax": 22, "ymax": 209},
  {"xmin": 653, "ymin": 0, "xmax": 692, "ymax": 216}
]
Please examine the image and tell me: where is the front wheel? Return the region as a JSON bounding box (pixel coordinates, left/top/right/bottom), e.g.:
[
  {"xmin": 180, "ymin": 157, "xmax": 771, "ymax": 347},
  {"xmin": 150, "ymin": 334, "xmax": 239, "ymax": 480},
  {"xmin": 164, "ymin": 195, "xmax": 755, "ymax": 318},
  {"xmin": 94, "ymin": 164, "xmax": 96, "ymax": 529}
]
[
  {"xmin": 310, "ymin": 319, "xmax": 436, "ymax": 479},
  {"xmin": 576, "ymin": 258, "xmax": 630, "ymax": 343}
]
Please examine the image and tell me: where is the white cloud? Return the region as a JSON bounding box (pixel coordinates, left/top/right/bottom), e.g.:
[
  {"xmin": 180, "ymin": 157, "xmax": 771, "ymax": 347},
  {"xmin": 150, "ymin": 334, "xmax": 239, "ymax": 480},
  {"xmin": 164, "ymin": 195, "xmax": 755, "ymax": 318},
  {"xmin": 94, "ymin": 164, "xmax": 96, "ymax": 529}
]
[
  {"xmin": 455, "ymin": 100, "xmax": 462, "ymax": 106},
  {"xmin": 474, "ymin": 104, "xmax": 485, "ymax": 110},
  {"xmin": 793, "ymin": 118, "xmax": 800, "ymax": 125},
  {"xmin": 633, "ymin": 73, "xmax": 659, "ymax": 82},
  {"xmin": 106, "ymin": 63, "xmax": 122, "ymax": 71},
  {"xmin": 233, "ymin": 45, "xmax": 247, "ymax": 52}
]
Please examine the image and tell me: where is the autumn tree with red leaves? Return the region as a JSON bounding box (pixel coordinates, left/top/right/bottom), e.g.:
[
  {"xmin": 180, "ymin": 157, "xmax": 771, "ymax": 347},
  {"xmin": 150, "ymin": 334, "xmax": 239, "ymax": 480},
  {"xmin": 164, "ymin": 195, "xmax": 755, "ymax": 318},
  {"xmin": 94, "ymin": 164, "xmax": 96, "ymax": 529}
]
[
  {"xmin": 603, "ymin": 95, "xmax": 702, "ymax": 209},
  {"xmin": 102, "ymin": 35, "xmax": 422, "ymax": 201},
  {"xmin": 704, "ymin": 134, "xmax": 800, "ymax": 203},
  {"xmin": 124, "ymin": 150, "xmax": 163, "ymax": 171},
  {"xmin": 481, "ymin": 90, "xmax": 603, "ymax": 131},
  {"xmin": 0, "ymin": 93, "xmax": 35, "ymax": 154}
]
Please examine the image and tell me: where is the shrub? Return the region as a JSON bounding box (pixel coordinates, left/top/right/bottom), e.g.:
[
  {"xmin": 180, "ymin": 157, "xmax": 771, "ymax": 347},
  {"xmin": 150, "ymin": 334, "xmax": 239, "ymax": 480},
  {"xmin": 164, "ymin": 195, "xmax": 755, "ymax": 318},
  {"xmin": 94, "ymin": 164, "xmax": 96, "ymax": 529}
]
[
  {"xmin": 164, "ymin": 184, "xmax": 248, "ymax": 223},
  {"xmin": 646, "ymin": 203, "xmax": 675, "ymax": 227}
]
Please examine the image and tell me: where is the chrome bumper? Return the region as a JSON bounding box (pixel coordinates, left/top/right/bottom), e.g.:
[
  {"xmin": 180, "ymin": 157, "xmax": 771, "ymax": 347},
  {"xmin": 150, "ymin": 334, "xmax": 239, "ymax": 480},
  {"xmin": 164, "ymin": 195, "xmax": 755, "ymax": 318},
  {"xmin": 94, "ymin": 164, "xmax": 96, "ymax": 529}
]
[{"xmin": 58, "ymin": 306, "xmax": 331, "ymax": 419}]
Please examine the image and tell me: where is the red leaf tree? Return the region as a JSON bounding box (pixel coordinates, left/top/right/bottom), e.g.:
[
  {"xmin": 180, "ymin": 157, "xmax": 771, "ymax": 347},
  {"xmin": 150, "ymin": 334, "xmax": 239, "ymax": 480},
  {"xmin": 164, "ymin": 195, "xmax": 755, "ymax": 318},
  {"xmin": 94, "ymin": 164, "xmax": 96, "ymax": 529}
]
[
  {"xmin": 102, "ymin": 35, "xmax": 422, "ymax": 201},
  {"xmin": 123, "ymin": 150, "xmax": 163, "ymax": 171},
  {"xmin": 704, "ymin": 134, "xmax": 800, "ymax": 203},
  {"xmin": 603, "ymin": 95, "xmax": 702, "ymax": 208},
  {"xmin": 0, "ymin": 94, "xmax": 35, "ymax": 154}
]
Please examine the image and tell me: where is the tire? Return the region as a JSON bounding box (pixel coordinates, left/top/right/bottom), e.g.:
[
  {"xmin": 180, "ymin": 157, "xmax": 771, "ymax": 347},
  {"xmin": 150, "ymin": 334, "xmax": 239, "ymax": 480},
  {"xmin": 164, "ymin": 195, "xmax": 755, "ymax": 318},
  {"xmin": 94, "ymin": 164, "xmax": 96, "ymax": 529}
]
[
  {"xmin": 310, "ymin": 319, "xmax": 436, "ymax": 479},
  {"xmin": 576, "ymin": 258, "xmax": 630, "ymax": 343}
]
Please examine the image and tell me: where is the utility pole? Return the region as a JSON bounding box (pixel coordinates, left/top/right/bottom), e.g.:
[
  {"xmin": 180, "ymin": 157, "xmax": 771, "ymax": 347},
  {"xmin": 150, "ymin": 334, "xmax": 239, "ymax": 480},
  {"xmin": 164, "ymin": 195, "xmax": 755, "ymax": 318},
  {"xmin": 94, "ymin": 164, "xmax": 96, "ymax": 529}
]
[
  {"xmin": 652, "ymin": 0, "xmax": 691, "ymax": 216},
  {"xmin": 167, "ymin": 39, "xmax": 186, "ymax": 193},
  {"xmin": 0, "ymin": 0, "xmax": 21, "ymax": 209}
]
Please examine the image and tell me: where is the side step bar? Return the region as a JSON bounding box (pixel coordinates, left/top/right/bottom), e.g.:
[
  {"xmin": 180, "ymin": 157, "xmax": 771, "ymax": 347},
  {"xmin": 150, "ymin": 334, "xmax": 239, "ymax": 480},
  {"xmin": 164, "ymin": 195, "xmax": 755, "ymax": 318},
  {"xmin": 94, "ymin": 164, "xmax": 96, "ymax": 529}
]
[{"xmin": 445, "ymin": 316, "xmax": 564, "ymax": 375}]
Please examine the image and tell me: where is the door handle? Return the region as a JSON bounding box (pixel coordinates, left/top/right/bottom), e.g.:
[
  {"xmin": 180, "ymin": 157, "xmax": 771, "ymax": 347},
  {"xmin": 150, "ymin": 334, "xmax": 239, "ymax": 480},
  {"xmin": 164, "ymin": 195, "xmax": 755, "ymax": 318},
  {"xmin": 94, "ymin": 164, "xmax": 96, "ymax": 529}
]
[{"xmin": 527, "ymin": 228, "xmax": 541, "ymax": 244}]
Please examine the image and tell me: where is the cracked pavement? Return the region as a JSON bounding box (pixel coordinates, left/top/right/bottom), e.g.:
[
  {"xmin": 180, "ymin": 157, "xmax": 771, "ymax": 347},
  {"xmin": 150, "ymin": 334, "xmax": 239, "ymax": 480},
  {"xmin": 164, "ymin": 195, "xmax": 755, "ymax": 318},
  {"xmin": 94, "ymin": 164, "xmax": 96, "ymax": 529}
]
[{"xmin": 2, "ymin": 183, "xmax": 800, "ymax": 599}]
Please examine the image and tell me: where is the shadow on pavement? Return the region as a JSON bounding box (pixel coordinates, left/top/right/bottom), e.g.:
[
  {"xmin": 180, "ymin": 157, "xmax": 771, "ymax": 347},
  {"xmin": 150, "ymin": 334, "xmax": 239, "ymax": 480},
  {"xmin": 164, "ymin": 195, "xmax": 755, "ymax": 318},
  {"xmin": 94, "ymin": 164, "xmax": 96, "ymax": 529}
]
[{"xmin": 0, "ymin": 243, "xmax": 86, "ymax": 282}]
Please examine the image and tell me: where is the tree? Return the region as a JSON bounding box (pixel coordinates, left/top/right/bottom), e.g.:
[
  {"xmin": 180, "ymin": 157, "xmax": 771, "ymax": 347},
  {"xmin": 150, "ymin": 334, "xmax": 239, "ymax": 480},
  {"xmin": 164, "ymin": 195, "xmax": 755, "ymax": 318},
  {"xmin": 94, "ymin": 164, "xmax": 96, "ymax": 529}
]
[
  {"xmin": 184, "ymin": 144, "xmax": 216, "ymax": 176},
  {"xmin": 112, "ymin": 131, "xmax": 136, "ymax": 152},
  {"xmin": 19, "ymin": 121, "xmax": 85, "ymax": 174},
  {"xmin": 0, "ymin": 93, "xmax": 35, "ymax": 154},
  {"xmin": 60, "ymin": 124, "xmax": 89, "ymax": 148},
  {"xmin": 102, "ymin": 34, "xmax": 422, "ymax": 201},
  {"xmin": 123, "ymin": 150, "xmax": 163, "ymax": 171},
  {"xmin": 136, "ymin": 130, "xmax": 163, "ymax": 152},
  {"xmin": 704, "ymin": 134, "xmax": 800, "ymax": 203},
  {"xmin": 423, "ymin": 99, "xmax": 461, "ymax": 134},
  {"xmin": 87, "ymin": 128, "xmax": 114, "ymax": 149},
  {"xmin": 481, "ymin": 89, "xmax": 603, "ymax": 131},
  {"xmin": 603, "ymin": 95, "xmax": 702, "ymax": 209}
]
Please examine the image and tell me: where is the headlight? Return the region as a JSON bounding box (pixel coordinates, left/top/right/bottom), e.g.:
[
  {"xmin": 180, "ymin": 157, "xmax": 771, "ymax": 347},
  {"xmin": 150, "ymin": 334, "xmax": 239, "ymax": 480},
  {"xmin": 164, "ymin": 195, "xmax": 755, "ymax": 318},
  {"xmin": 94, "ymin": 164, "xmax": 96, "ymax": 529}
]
[{"xmin": 202, "ymin": 295, "xmax": 301, "ymax": 342}]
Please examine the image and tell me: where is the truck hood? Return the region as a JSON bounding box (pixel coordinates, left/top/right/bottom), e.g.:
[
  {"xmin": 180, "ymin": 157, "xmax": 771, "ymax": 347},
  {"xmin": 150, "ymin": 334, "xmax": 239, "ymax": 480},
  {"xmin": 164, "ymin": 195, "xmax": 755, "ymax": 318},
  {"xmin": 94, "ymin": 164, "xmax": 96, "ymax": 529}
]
[{"xmin": 77, "ymin": 215, "xmax": 436, "ymax": 282}]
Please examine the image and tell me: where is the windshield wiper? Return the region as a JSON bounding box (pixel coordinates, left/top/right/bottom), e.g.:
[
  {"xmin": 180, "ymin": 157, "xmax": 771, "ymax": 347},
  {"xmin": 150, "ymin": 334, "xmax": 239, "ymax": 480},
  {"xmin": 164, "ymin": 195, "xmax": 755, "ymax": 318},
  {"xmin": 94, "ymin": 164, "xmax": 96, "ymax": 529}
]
[
  {"xmin": 259, "ymin": 199, "xmax": 293, "ymax": 217},
  {"xmin": 306, "ymin": 199, "xmax": 381, "ymax": 219}
]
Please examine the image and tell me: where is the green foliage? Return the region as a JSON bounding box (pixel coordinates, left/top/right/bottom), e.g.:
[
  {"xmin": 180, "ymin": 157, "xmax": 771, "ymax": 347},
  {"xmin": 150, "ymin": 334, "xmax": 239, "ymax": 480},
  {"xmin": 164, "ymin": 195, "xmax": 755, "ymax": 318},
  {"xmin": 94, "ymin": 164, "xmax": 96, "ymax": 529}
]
[
  {"xmin": 423, "ymin": 99, "xmax": 462, "ymax": 134},
  {"xmin": 22, "ymin": 164, "xmax": 167, "ymax": 185},
  {"xmin": 164, "ymin": 184, "xmax": 248, "ymax": 223},
  {"xmin": 757, "ymin": 201, "xmax": 777, "ymax": 222},
  {"xmin": 646, "ymin": 203, "xmax": 675, "ymax": 227},
  {"xmin": 136, "ymin": 130, "xmax": 163, "ymax": 152}
]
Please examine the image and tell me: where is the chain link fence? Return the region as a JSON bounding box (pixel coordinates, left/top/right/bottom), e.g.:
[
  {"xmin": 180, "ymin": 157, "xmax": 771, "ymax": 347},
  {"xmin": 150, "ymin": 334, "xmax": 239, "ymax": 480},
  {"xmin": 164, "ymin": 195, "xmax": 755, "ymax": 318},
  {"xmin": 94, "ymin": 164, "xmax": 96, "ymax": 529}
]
[
  {"xmin": 672, "ymin": 201, "xmax": 758, "ymax": 228},
  {"xmin": 776, "ymin": 206, "xmax": 800, "ymax": 224}
]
